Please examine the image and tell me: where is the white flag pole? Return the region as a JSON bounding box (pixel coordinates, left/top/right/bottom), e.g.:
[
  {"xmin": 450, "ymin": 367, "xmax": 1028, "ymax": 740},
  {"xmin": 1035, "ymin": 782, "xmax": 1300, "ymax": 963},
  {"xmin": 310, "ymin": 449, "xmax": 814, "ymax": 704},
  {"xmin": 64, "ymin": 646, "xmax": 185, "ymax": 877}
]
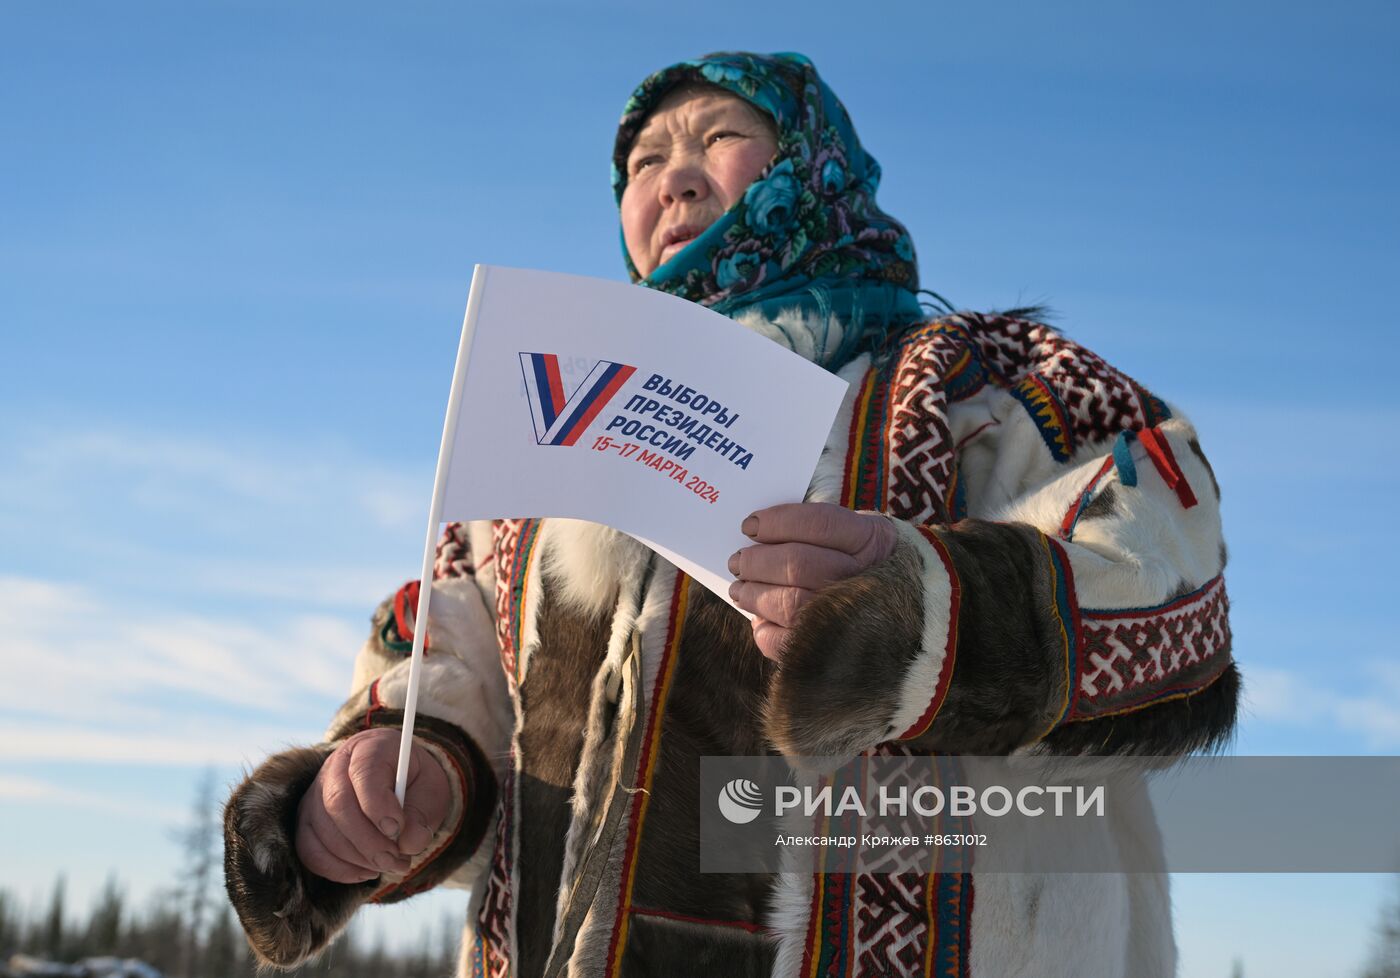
[{"xmin": 395, "ymin": 264, "xmax": 490, "ymax": 805}]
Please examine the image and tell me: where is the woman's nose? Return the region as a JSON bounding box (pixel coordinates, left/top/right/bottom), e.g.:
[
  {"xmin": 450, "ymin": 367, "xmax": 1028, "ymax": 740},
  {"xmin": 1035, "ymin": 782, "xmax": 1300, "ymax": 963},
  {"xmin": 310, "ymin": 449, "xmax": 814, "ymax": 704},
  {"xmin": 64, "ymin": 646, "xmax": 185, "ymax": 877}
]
[{"xmin": 658, "ymin": 158, "xmax": 708, "ymax": 206}]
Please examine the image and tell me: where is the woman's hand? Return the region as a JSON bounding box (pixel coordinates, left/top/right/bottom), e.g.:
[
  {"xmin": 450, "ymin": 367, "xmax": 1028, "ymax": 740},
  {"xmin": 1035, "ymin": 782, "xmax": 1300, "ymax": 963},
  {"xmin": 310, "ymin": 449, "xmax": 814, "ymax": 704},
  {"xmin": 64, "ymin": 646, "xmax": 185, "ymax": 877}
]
[
  {"xmin": 295, "ymin": 727, "xmax": 451, "ymax": 884},
  {"xmin": 728, "ymin": 502, "xmax": 897, "ymax": 660}
]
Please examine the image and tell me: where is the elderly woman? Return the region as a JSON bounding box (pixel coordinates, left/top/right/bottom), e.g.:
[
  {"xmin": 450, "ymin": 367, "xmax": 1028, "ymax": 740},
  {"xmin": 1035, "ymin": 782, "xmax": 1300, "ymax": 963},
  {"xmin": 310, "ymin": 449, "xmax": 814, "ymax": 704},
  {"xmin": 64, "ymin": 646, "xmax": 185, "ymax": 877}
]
[{"xmin": 223, "ymin": 52, "xmax": 1238, "ymax": 978}]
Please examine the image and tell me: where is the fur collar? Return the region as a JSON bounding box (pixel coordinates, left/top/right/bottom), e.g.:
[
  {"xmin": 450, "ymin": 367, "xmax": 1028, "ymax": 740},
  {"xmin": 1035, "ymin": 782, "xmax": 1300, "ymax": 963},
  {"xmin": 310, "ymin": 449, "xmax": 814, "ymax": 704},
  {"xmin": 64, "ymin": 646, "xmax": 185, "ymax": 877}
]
[{"xmin": 733, "ymin": 306, "xmax": 849, "ymax": 367}]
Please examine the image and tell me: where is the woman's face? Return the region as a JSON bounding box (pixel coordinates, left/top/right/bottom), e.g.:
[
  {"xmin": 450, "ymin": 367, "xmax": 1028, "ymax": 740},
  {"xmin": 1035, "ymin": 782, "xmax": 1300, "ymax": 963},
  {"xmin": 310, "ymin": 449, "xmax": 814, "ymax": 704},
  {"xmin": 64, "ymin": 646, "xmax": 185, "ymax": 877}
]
[{"xmin": 621, "ymin": 85, "xmax": 778, "ymax": 278}]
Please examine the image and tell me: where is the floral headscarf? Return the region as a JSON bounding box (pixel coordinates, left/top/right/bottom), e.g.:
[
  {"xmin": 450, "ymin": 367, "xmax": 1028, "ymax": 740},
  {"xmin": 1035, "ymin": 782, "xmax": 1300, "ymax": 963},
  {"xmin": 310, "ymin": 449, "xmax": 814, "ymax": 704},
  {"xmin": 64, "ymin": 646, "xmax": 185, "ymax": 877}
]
[{"xmin": 612, "ymin": 52, "xmax": 928, "ymax": 368}]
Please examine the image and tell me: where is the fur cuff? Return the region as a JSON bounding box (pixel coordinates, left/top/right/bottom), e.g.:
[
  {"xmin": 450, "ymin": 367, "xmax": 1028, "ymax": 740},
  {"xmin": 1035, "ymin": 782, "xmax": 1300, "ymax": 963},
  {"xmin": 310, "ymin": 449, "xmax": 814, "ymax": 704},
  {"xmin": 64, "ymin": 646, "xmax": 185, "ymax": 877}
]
[
  {"xmin": 763, "ymin": 523, "xmax": 927, "ymax": 767},
  {"xmin": 223, "ymin": 745, "xmax": 376, "ymax": 969}
]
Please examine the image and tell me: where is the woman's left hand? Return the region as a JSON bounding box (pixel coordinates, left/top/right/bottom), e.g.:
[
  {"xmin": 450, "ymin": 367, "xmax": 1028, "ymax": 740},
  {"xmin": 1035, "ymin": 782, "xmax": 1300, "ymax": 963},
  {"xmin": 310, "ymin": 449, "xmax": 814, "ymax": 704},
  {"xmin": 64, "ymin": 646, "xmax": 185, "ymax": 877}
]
[{"xmin": 728, "ymin": 502, "xmax": 898, "ymax": 660}]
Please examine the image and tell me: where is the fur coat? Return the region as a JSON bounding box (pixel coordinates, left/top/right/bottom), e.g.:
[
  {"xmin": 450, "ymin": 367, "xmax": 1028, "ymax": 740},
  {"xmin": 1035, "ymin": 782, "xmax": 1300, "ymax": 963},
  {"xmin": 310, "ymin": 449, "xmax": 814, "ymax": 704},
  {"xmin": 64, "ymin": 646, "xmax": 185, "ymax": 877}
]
[{"xmin": 223, "ymin": 309, "xmax": 1238, "ymax": 978}]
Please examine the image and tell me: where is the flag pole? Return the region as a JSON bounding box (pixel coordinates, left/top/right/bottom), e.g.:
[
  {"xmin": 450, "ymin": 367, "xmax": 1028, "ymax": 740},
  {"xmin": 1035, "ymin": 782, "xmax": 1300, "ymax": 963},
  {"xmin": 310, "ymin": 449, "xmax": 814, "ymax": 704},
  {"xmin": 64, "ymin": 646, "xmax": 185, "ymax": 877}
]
[{"xmin": 396, "ymin": 264, "xmax": 490, "ymax": 805}]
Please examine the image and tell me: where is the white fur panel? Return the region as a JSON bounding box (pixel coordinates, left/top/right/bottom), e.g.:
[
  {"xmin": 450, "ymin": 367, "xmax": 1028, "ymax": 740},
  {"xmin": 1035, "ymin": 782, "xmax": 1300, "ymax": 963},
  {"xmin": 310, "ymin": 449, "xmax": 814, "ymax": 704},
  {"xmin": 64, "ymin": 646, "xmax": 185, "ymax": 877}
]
[
  {"xmin": 733, "ymin": 306, "xmax": 848, "ymax": 366},
  {"xmin": 537, "ymin": 518, "xmax": 650, "ymax": 617},
  {"xmin": 806, "ymin": 354, "xmax": 871, "ymax": 505},
  {"xmin": 768, "ymin": 770, "xmax": 828, "ymax": 978},
  {"xmin": 885, "ymin": 520, "xmax": 956, "ymax": 739},
  {"xmin": 424, "ymin": 576, "xmax": 496, "ymax": 666},
  {"xmin": 947, "ymin": 384, "xmax": 1001, "ymax": 449},
  {"xmin": 348, "ymin": 574, "xmax": 501, "ymax": 723},
  {"xmin": 1066, "ymin": 414, "xmax": 1224, "ymax": 595},
  {"xmin": 349, "ymin": 637, "xmax": 396, "ymax": 700},
  {"xmin": 768, "ymin": 870, "xmax": 816, "ymax": 977},
  {"xmin": 969, "ymin": 872, "xmax": 1130, "ymax": 977},
  {"xmin": 966, "ymin": 770, "xmax": 1174, "ymax": 974},
  {"xmin": 362, "ymin": 643, "xmax": 513, "ymax": 783},
  {"xmin": 955, "ymin": 388, "xmax": 1066, "ymax": 518},
  {"xmin": 988, "ymin": 409, "xmax": 1225, "ymax": 612}
]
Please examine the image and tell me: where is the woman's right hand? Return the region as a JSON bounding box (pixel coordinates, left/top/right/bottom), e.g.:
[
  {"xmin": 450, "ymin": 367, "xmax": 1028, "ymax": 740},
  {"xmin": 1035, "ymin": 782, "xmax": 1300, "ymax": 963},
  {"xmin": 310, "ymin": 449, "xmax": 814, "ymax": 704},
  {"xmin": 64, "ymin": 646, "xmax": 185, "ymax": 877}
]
[{"xmin": 295, "ymin": 727, "xmax": 451, "ymax": 884}]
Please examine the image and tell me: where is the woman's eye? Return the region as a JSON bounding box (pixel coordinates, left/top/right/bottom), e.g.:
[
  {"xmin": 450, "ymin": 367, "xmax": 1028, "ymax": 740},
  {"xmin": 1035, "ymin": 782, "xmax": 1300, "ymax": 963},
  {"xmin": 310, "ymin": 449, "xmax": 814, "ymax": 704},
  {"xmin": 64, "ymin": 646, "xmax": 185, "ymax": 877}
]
[
  {"xmin": 708, "ymin": 131, "xmax": 742, "ymax": 146},
  {"xmin": 632, "ymin": 156, "xmax": 662, "ymax": 174}
]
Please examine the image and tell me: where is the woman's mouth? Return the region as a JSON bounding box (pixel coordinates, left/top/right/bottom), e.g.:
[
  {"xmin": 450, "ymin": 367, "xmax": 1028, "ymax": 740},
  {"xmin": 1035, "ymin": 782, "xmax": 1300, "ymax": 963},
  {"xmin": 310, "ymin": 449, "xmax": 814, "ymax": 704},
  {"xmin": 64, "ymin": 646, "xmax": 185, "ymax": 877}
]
[{"xmin": 660, "ymin": 226, "xmax": 703, "ymax": 261}]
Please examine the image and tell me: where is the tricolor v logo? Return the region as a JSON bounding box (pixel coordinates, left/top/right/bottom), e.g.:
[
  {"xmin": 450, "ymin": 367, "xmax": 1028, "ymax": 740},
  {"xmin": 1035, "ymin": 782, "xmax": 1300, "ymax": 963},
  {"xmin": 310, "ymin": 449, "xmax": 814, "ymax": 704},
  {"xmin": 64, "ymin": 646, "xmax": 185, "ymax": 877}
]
[{"xmin": 519, "ymin": 353, "xmax": 637, "ymax": 446}]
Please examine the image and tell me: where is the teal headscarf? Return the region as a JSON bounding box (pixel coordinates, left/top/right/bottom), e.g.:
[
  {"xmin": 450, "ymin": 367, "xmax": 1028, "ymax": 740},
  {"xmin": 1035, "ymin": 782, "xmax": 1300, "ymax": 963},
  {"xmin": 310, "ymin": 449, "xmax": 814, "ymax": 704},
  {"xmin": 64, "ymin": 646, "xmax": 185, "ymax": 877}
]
[{"xmin": 612, "ymin": 51, "xmax": 928, "ymax": 368}]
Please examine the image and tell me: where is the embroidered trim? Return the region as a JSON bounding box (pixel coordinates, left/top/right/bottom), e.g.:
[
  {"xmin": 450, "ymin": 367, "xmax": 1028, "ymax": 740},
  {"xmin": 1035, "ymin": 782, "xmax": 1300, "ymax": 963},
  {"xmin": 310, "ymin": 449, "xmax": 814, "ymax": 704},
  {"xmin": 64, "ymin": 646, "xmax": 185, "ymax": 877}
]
[
  {"xmin": 921, "ymin": 318, "xmax": 991, "ymax": 402},
  {"xmin": 954, "ymin": 313, "xmax": 1171, "ymax": 444},
  {"xmin": 468, "ymin": 931, "xmax": 486, "ymax": 978},
  {"xmin": 884, "ymin": 330, "xmax": 964, "ymax": 522},
  {"xmin": 472, "ymin": 766, "xmax": 514, "ymax": 978},
  {"xmin": 841, "ymin": 370, "xmax": 880, "ymax": 509},
  {"xmin": 1131, "ymin": 379, "xmax": 1173, "ymax": 428},
  {"xmin": 434, "ymin": 522, "xmax": 476, "ymax": 580},
  {"xmin": 844, "ymin": 366, "xmax": 893, "ymax": 511},
  {"xmin": 1072, "ymin": 575, "xmax": 1231, "ymax": 720},
  {"xmin": 802, "ymin": 750, "xmax": 974, "ymax": 977},
  {"xmin": 923, "ymin": 752, "xmax": 976, "ymax": 978},
  {"xmin": 1031, "ymin": 535, "xmax": 1084, "ymax": 741},
  {"xmin": 492, "ymin": 518, "xmax": 543, "ymax": 690},
  {"xmin": 361, "ymin": 679, "xmax": 384, "ymax": 731},
  {"xmin": 802, "ymin": 754, "xmax": 864, "ymax": 977},
  {"xmin": 944, "ymin": 463, "xmax": 966, "ymax": 522},
  {"xmin": 1010, "ymin": 372, "xmax": 1074, "ymax": 463},
  {"xmin": 1066, "ymin": 662, "xmax": 1232, "ymax": 722},
  {"xmin": 1058, "ymin": 455, "xmax": 1117, "ymax": 540}
]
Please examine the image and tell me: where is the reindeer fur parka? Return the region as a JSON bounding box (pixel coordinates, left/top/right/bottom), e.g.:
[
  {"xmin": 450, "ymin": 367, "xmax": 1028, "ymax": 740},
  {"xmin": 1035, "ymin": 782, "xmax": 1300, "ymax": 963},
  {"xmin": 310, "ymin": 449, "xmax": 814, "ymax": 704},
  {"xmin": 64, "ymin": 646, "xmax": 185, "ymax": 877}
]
[{"xmin": 223, "ymin": 308, "xmax": 1239, "ymax": 978}]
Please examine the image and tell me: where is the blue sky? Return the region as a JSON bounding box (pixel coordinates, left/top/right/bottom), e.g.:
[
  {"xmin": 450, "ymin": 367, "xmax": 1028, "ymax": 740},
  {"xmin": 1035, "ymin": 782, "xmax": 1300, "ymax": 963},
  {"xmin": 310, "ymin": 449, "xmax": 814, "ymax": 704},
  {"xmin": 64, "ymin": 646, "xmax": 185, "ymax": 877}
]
[{"xmin": 2, "ymin": 0, "xmax": 1398, "ymax": 973}]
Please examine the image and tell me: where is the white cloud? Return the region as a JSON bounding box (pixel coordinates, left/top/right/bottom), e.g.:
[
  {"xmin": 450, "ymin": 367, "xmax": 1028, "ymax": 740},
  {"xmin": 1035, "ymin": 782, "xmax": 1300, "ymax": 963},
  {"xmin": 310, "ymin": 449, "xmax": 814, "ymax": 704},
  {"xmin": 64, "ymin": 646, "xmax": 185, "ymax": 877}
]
[
  {"xmin": 1, "ymin": 426, "xmax": 424, "ymax": 530},
  {"xmin": 0, "ymin": 423, "xmax": 427, "ymax": 580},
  {"xmin": 2, "ymin": 574, "xmax": 358, "ymax": 763},
  {"xmin": 178, "ymin": 559, "xmax": 409, "ymax": 610},
  {"xmin": 1242, "ymin": 663, "xmax": 1400, "ymax": 750},
  {"xmin": 0, "ymin": 420, "xmax": 435, "ymax": 767},
  {"xmin": 0, "ymin": 773, "xmax": 185, "ymax": 824},
  {"xmin": 0, "ymin": 722, "xmax": 322, "ymax": 768}
]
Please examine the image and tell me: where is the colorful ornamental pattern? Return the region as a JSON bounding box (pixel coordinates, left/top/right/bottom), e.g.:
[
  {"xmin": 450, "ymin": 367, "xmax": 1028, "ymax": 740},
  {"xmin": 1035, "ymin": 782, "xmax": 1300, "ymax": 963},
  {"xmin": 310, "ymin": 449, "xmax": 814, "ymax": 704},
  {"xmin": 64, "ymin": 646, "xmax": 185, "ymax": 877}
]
[
  {"xmin": 1010, "ymin": 373, "xmax": 1074, "ymax": 462},
  {"xmin": 491, "ymin": 518, "xmax": 543, "ymax": 692},
  {"xmin": 883, "ymin": 326, "xmax": 982, "ymax": 524},
  {"xmin": 1072, "ymin": 575, "xmax": 1232, "ymax": 720},
  {"xmin": 841, "ymin": 320, "xmax": 988, "ymax": 520},
  {"xmin": 433, "ymin": 521, "xmax": 475, "ymax": 580},
  {"xmin": 802, "ymin": 749, "xmax": 974, "ymax": 978},
  {"xmin": 842, "ymin": 313, "xmax": 1168, "ymax": 525},
  {"xmin": 824, "ymin": 315, "xmax": 1182, "ymax": 974},
  {"xmin": 949, "ymin": 313, "xmax": 1172, "ymax": 449},
  {"xmin": 470, "ymin": 766, "xmax": 515, "ymax": 978}
]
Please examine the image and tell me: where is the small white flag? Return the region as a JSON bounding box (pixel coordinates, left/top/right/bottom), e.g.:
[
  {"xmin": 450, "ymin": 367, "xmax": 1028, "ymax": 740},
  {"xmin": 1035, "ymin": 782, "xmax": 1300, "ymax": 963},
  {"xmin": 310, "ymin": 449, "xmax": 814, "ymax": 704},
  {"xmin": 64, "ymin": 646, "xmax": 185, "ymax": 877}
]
[
  {"xmin": 439, "ymin": 264, "xmax": 848, "ymax": 598},
  {"xmin": 396, "ymin": 264, "xmax": 849, "ymax": 801}
]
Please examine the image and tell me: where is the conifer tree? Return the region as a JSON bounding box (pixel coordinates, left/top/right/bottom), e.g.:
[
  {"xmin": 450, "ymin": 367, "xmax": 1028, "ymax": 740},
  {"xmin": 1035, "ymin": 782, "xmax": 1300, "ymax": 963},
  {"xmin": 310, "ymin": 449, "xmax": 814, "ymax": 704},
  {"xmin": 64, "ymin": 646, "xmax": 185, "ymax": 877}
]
[
  {"xmin": 84, "ymin": 874, "xmax": 124, "ymax": 958},
  {"xmin": 1362, "ymin": 875, "xmax": 1400, "ymax": 978}
]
